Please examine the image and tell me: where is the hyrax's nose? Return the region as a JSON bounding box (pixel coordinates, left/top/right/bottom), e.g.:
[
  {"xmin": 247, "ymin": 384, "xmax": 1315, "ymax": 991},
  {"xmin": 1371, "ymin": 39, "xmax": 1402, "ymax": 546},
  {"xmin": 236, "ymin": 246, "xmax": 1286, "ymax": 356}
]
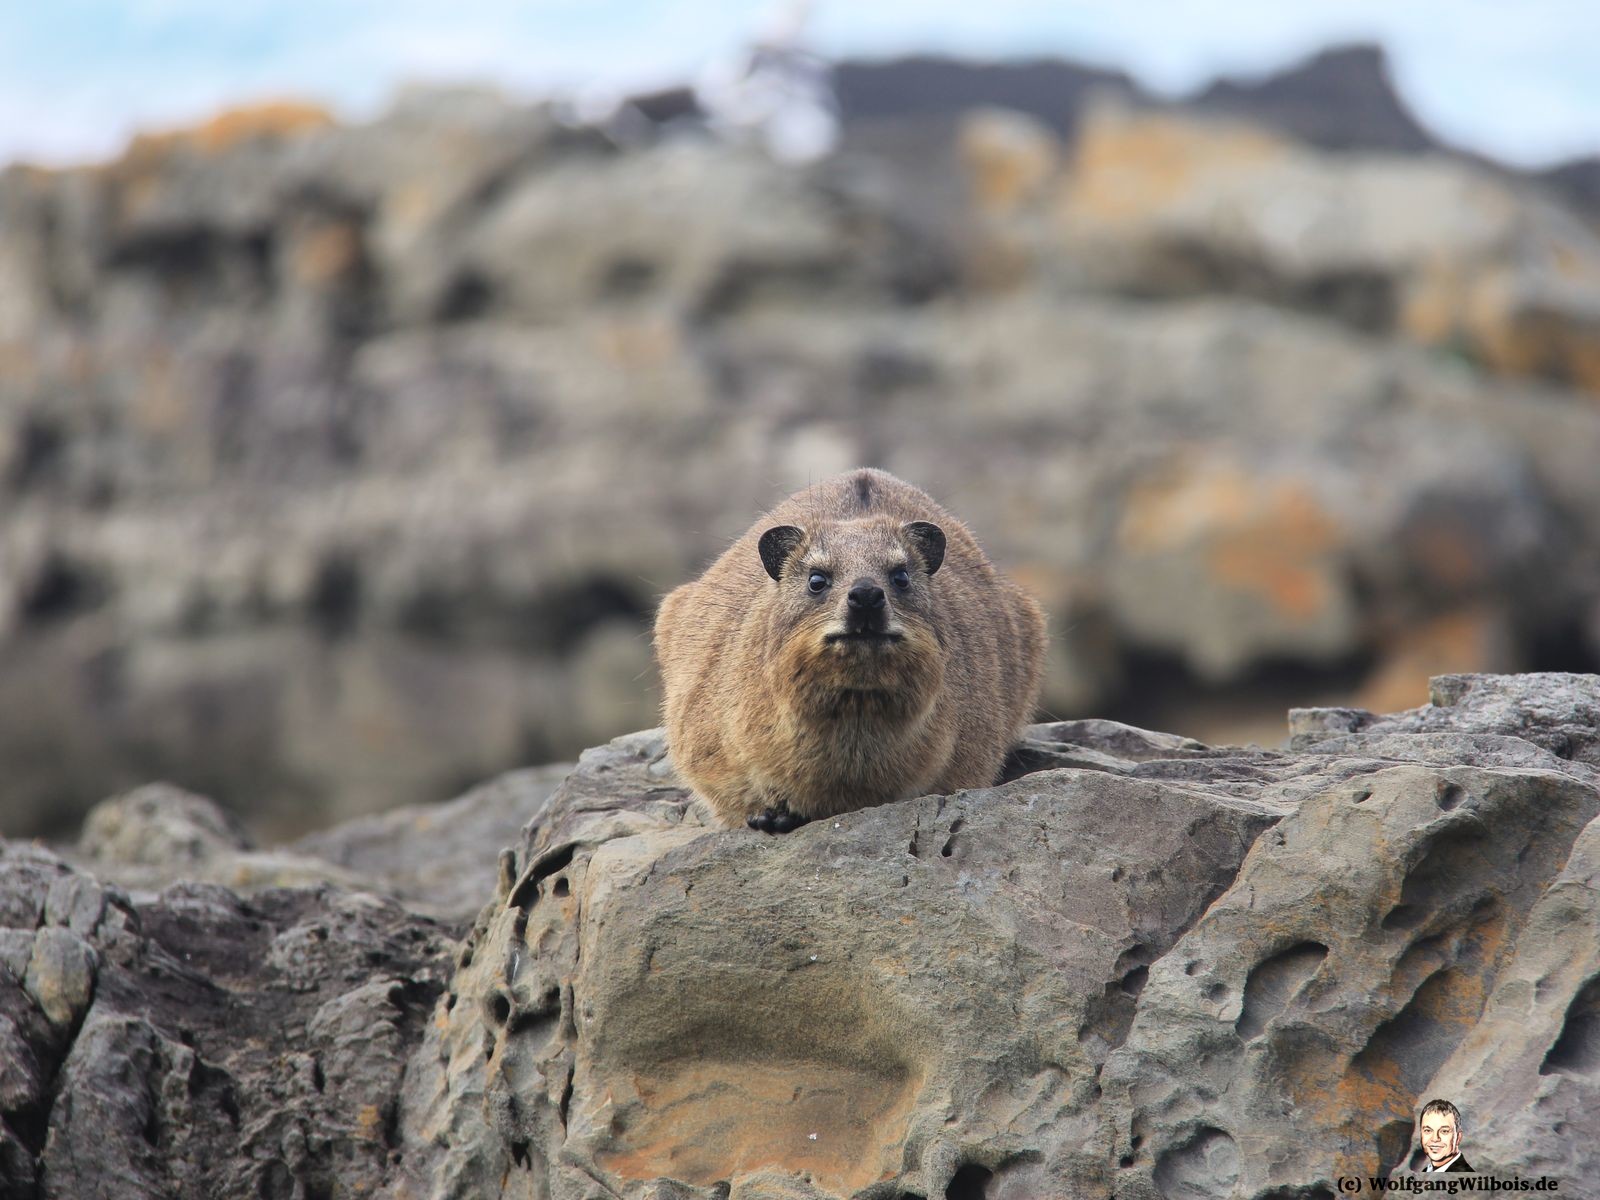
[{"xmin": 847, "ymin": 580, "xmax": 886, "ymax": 611}]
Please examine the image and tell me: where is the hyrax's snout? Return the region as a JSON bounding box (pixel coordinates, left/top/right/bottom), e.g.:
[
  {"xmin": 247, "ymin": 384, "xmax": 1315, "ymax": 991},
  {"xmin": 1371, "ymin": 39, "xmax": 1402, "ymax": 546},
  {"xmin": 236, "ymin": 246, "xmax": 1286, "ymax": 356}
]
[
  {"xmin": 847, "ymin": 579, "xmax": 886, "ymax": 613},
  {"xmin": 844, "ymin": 578, "xmax": 890, "ymax": 634}
]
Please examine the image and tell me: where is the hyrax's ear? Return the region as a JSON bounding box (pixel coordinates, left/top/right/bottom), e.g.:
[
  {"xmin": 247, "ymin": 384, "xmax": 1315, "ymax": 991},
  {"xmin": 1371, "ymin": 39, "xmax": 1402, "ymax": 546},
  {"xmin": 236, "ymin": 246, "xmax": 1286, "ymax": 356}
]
[
  {"xmin": 903, "ymin": 521, "xmax": 946, "ymax": 575},
  {"xmin": 758, "ymin": 525, "xmax": 806, "ymax": 582}
]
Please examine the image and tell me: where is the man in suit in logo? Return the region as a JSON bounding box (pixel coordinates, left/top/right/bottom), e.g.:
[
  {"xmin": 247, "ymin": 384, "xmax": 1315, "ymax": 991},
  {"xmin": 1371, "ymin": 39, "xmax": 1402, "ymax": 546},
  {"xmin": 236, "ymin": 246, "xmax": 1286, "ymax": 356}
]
[{"xmin": 1418, "ymin": 1098, "xmax": 1473, "ymax": 1172}]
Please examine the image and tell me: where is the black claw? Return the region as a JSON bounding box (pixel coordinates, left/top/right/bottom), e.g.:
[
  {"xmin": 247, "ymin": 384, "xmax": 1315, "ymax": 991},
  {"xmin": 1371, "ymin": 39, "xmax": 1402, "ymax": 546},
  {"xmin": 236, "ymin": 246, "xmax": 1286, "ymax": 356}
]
[
  {"xmin": 771, "ymin": 809, "xmax": 809, "ymax": 833},
  {"xmin": 747, "ymin": 806, "xmax": 809, "ymax": 835}
]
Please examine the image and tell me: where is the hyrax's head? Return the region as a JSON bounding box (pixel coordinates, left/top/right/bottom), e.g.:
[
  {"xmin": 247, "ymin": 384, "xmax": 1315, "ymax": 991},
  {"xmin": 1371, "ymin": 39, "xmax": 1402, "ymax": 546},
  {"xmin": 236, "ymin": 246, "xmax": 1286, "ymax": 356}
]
[{"xmin": 757, "ymin": 515, "xmax": 946, "ymax": 711}]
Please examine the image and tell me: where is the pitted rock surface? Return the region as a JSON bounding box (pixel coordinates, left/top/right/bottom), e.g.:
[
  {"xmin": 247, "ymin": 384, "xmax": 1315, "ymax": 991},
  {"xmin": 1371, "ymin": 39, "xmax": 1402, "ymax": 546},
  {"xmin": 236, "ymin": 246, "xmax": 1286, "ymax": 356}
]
[
  {"xmin": 403, "ymin": 673, "xmax": 1600, "ymax": 1198},
  {"xmin": 0, "ymin": 846, "xmax": 457, "ymax": 1200},
  {"xmin": 2, "ymin": 673, "xmax": 1599, "ymax": 1197}
]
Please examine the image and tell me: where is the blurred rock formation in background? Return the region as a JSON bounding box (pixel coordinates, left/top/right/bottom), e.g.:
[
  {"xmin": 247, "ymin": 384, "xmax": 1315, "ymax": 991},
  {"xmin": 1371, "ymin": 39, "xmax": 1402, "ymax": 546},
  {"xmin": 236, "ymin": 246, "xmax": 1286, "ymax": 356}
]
[{"xmin": 3, "ymin": 44, "xmax": 1600, "ymax": 837}]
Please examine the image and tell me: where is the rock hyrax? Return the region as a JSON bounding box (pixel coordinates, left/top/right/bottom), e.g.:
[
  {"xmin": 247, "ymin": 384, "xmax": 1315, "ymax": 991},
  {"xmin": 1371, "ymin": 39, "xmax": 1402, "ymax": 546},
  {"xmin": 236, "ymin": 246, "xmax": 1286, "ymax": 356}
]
[{"xmin": 655, "ymin": 469, "xmax": 1046, "ymax": 832}]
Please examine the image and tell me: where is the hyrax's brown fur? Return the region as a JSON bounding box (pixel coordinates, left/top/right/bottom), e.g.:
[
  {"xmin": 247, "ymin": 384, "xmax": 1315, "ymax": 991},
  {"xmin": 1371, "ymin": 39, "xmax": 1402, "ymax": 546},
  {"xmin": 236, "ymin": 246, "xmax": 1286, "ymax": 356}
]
[{"xmin": 654, "ymin": 469, "xmax": 1046, "ymax": 831}]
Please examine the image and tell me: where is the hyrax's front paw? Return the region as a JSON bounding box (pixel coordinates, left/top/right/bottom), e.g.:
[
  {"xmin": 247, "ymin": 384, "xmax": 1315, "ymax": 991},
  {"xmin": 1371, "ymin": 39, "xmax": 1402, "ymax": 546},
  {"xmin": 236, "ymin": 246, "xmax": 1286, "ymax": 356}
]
[{"xmin": 747, "ymin": 805, "xmax": 810, "ymax": 834}]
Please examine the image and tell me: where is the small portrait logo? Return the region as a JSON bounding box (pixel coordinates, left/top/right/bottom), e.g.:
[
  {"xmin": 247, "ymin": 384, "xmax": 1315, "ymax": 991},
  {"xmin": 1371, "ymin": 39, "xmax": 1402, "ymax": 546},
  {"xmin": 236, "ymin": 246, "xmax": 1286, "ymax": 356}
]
[{"xmin": 1415, "ymin": 1098, "xmax": 1473, "ymax": 1173}]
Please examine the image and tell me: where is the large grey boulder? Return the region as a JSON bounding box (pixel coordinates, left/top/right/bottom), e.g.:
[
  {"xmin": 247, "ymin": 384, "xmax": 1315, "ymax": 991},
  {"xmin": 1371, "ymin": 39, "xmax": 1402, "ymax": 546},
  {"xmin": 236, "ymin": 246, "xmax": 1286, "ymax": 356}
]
[
  {"xmin": 0, "ymin": 843, "xmax": 459, "ymax": 1199},
  {"xmin": 401, "ymin": 672, "xmax": 1600, "ymax": 1197}
]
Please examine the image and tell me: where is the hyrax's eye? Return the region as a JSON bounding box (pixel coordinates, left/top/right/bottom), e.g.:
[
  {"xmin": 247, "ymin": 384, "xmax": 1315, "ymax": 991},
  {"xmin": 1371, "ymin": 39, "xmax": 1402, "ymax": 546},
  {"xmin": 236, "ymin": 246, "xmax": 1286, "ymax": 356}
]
[
  {"xmin": 807, "ymin": 571, "xmax": 830, "ymax": 594},
  {"xmin": 890, "ymin": 567, "xmax": 911, "ymax": 591}
]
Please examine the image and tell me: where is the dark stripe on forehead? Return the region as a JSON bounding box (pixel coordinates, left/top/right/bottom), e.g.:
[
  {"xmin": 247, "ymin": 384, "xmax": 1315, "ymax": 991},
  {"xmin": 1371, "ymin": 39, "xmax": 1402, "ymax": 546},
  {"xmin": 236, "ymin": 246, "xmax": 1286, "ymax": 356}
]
[{"xmin": 854, "ymin": 471, "xmax": 874, "ymax": 511}]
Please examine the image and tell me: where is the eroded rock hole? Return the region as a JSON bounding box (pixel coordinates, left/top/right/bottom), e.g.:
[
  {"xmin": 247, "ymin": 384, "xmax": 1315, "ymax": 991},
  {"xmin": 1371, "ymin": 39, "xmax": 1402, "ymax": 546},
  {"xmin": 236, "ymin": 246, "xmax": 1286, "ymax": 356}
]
[
  {"xmin": 259, "ymin": 1160, "xmax": 296, "ymax": 1200},
  {"xmin": 940, "ymin": 816, "xmax": 964, "ymax": 858},
  {"xmin": 510, "ymin": 844, "xmax": 577, "ymax": 911},
  {"xmin": 1353, "ymin": 968, "xmax": 1473, "ymax": 1097},
  {"xmin": 552, "ymin": 876, "xmax": 570, "ymax": 898},
  {"xmin": 1376, "ymin": 1118, "xmax": 1416, "ymax": 1177},
  {"xmin": 1381, "ymin": 904, "xmax": 1425, "ymax": 932},
  {"xmin": 1081, "ymin": 980, "xmax": 1139, "ymax": 1053},
  {"xmin": 558, "ymin": 1066, "xmax": 575, "ymax": 1130},
  {"xmin": 1153, "ymin": 1126, "xmax": 1239, "ymax": 1200},
  {"xmin": 486, "ymin": 991, "xmax": 512, "ymax": 1028},
  {"xmin": 1384, "ymin": 829, "xmax": 1487, "ymax": 929},
  {"xmin": 599, "ymin": 256, "xmax": 659, "ymax": 299},
  {"xmin": 307, "ymin": 551, "xmax": 362, "ymax": 638},
  {"xmin": 7, "ymin": 411, "xmax": 65, "ymax": 492},
  {"xmin": 436, "ymin": 270, "xmax": 495, "ymax": 322},
  {"xmin": 1120, "ymin": 965, "xmax": 1149, "ymax": 998},
  {"xmin": 20, "ymin": 552, "xmax": 110, "ymax": 624},
  {"xmin": 944, "ymin": 1163, "xmax": 992, "ymax": 1200},
  {"xmin": 1541, "ymin": 974, "xmax": 1600, "ymax": 1077},
  {"xmin": 1437, "ymin": 781, "xmax": 1465, "ymax": 810},
  {"xmin": 1237, "ymin": 942, "xmax": 1328, "ymax": 1041}
]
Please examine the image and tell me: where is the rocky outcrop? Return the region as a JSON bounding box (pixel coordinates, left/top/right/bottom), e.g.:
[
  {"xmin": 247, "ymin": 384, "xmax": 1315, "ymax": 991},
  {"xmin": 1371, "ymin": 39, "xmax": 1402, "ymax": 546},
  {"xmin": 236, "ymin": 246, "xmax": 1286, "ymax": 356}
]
[
  {"xmin": 5, "ymin": 673, "xmax": 1595, "ymax": 1197},
  {"xmin": 1191, "ymin": 43, "xmax": 1438, "ymax": 155},
  {"xmin": 410, "ymin": 673, "xmax": 1600, "ymax": 1197},
  {"xmin": 5, "ymin": 83, "xmax": 1600, "ymax": 838},
  {"xmin": 63, "ymin": 768, "xmax": 570, "ymax": 922},
  {"xmin": 0, "ymin": 845, "xmax": 460, "ymax": 1199}
]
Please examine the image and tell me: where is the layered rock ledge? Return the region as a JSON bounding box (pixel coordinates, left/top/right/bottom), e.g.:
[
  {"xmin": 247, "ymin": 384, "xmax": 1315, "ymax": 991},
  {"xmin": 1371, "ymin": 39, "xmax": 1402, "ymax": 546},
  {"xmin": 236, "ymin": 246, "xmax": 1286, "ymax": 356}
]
[{"xmin": 3, "ymin": 673, "xmax": 1599, "ymax": 1198}]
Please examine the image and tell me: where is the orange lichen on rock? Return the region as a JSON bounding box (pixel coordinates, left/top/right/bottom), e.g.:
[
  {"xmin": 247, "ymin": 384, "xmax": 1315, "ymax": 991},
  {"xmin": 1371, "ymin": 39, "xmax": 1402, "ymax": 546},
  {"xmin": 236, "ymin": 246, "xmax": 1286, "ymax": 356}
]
[
  {"xmin": 1059, "ymin": 104, "xmax": 1287, "ymax": 226},
  {"xmin": 1120, "ymin": 458, "xmax": 1346, "ymax": 625},
  {"xmin": 121, "ymin": 100, "xmax": 335, "ymax": 163},
  {"xmin": 596, "ymin": 1058, "xmax": 918, "ymax": 1193}
]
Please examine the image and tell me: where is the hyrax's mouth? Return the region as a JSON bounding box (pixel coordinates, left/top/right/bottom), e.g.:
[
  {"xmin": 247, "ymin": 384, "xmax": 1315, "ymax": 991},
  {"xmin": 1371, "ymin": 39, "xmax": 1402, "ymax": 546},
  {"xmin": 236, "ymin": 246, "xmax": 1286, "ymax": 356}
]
[{"xmin": 824, "ymin": 630, "xmax": 903, "ymax": 645}]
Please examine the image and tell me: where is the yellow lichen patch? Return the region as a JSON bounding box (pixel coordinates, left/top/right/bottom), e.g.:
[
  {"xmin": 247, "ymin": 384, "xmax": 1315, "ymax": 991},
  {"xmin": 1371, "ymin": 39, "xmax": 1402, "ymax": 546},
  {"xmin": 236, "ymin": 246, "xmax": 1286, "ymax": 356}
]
[
  {"xmin": 1408, "ymin": 268, "xmax": 1600, "ymax": 400},
  {"xmin": 1474, "ymin": 307, "xmax": 1600, "ymax": 399},
  {"xmin": 596, "ymin": 1058, "xmax": 919, "ymax": 1193},
  {"xmin": 958, "ymin": 109, "xmax": 1061, "ymax": 217},
  {"xmin": 596, "ymin": 316, "xmax": 681, "ymax": 370},
  {"xmin": 288, "ymin": 221, "xmax": 364, "ymax": 288},
  {"xmin": 1060, "ymin": 106, "xmax": 1288, "ymax": 226},
  {"xmin": 1398, "ymin": 265, "xmax": 1475, "ymax": 347}
]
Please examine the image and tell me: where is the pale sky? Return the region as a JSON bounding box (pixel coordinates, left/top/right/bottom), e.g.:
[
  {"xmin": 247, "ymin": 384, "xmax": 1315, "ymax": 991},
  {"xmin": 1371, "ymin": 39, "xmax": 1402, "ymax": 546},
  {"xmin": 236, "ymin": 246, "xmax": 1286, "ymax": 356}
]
[{"xmin": 2, "ymin": 1, "xmax": 1598, "ymax": 169}]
